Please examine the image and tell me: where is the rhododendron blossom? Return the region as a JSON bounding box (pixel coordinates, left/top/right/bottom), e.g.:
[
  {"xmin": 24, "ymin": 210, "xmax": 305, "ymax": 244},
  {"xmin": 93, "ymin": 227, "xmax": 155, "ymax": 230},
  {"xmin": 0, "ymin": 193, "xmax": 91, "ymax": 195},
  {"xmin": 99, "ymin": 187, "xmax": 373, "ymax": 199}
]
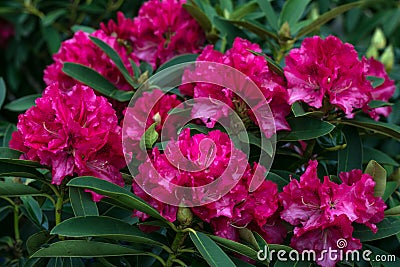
[
  {"xmin": 284, "ymin": 35, "xmax": 395, "ymax": 118},
  {"xmin": 362, "ymin": 57, "xmax": 396, "ymax": 119},
  {"xmin": 9, "ymin": 83, "xmax": 125, "ymax": 197},
  {"xmin": 44, "ymin": 29, "xmax": 138, "ymax": 92},
  {"xmin": 132, "ymin": 129, "xmax": 285, "ymax": 243},
  {"xmin": 279, "ymin": 160, "xmax": 386, "ymax": 267},
  {"xmin": 180, "ymin": 37, "xmax": 291, "ymax": 135},
  {"xmin": 131, "ymin": 0, "xmax": 205, "ymax": 68}
]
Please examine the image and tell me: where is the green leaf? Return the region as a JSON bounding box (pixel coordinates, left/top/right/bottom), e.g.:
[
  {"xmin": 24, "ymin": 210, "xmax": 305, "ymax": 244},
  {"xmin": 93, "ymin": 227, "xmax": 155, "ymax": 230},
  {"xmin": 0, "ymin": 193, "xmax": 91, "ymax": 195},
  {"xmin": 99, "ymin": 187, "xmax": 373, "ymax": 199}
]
[
  {"xmin": 0, "ymin": 147, "xmax": 22, "ymax": 159},
  {"xmin": 189, "ymin": 231, "xmax": 236, "ymax": 267},
  {"xmin": 0, "ymin": 162, "xmax": 46, "ymax": 180},
  {"xmin": 364, "ymin": 160, "xmax": 387, "ymax": 198},
  {"xmin": 279, "ymin": 0, "xmax": 311, "ymax": 28},
  {"xmin": 71, "ymin": 25, "xmax": 96, "ymax": 34},
  {"xmin": 140, "ymin": 122, "xmax": 159, "ymax": 150},
  {"xmin": 41, "ymin": 9, "xmax": 67, "ymax": 27},
  {"xmin": 51, "ymin": 216, "xmax": 166, "ymax": 248},
  {"xmin": 367, "ymin": 100, "xmax": 393, "ymax": 109},
  {"xmin": 291, "ymin": 102, "xmax": 324, "ymax": 118},
  {"xmin": 157, "ymin": 54, "xmax": 199, "ymax": 73},
  {"xmin": 353, "ymin": 218, "xmax": 400, "ymax": 241},
  {"xmin": 295, "ymin": 1, "xmax": 363, "ymax": 39},
  {"xmin": 219, "ymin": 0, "xmax": 233, "ymax": 14},
  {"xmin": 384, "ymin": 205, "xmax": 400, "ymax": 216},
  {"xmin": 278, "ymin": 117, "xmax": 335, "ymax": 141},
  {"xmin": 209, "ymin": 234, "xmax": 259, "ymax": 261},
  {"xmin": 31, "ymin": 240, "xmax": 146, "ymax": 257},
  {"xmin": 367, "ymin": 75, "xmax": 385, "ymax": 88},
  {"xmin": 69, "ymin": 187, "xmax": 98, "ymax": 217},
  {"xmin": 67, "ymin": 176, "xmax": 169, "ymax": 223},
  {"xmin": 229, "ymin": 20, "xmax": 278, "ymax": 41},
  {"xmin": 363, "ymin": 147, "xmax": 399, "ymax": 166},
  {"xmin": 2, "ymin": 123, "xmax": 16, "ymax": 147},
  {"xmin": 337, "ymin": 126, "xmax": 362, "ymax": 174},
  {"xmin": 183, "ymin": 4, "xmax": 212, "ymax": 32},
  {"xmin": 89, "ymin": 36, "xmax": 137, "ymax": 88},
  {"xmin": 0, "ymin": 77, "xmax": 6, "ymax": 108},
  {"xmin": 382, "ymin": 181, "xmax": 398, "ymax": 202},
  {"xmin": 340, "ymin": 116, "xmax": 400, "ymax": 140},
  {"xmin": 230, "ymin": 1, "xmax": 257, "ymax": 20},
  {"xmin": 0, "ymin": 182, "xmax": 42, "ymax": 196},
  {"xmin": 248, "ymin": 50, "xmax": 284, "ymax": 77},
  {"xmin": 0, "ymin": 205, "xmax": 12, "ymax": 222},
  {"xmin": 3, "ymin": 94, "xmax": 41, "ymax": 112},
  {"xmin": 20, "ymin": 196, "xmax": 44, "ymax": 228},
  {"xmin": 62, "ymin": 63, "xmax": 133, "ymax": 102},
  {"xmin": 26, "ymin": 230, "xmax": 50, "ymax": 255},
  {"xmin": 41, "ymin": 26, "xmax": 61, "ymax": 55},
  {"xmin": 256, "ymin": 0, "xmax": 278, "ymax": 31},
  {"xmin": 0, "ymin": 158, "xmax": 44, "ymax": 168},
  {"xmin": 266, "ymin": 172, "xmax": 289, "ymax": 191}
]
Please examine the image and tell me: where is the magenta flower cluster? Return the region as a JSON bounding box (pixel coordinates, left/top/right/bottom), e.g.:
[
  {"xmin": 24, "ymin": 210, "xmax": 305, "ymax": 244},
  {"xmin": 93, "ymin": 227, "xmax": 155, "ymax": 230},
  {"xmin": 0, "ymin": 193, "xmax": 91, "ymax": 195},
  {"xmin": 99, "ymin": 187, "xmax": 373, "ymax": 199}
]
[{"xmin": 8, "ymin": 1, "xmax": 393, "ymax": 266}]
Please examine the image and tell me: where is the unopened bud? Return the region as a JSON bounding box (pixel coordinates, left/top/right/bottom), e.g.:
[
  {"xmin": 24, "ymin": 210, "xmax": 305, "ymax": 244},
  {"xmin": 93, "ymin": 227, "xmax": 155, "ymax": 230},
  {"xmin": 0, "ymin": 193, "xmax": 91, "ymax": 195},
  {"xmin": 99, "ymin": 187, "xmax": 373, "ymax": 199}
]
[
  {"xmin": 380, "ymin": 45, "xmax": 394, "ymax": 72},
  {"xmin": 371, "ymin": 28, "xmax": 386, "ymax": 50},
  {"xmin": 177, "ymin": 207, "xmax": 193, "ymax": 226}
]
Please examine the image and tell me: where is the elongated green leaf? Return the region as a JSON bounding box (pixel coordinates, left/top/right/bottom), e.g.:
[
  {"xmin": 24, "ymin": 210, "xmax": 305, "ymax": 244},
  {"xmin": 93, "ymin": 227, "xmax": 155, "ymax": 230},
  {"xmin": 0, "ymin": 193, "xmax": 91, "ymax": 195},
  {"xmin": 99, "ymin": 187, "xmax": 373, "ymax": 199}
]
[
  {"xmin": 0, "ymin": 158, "xmax": 44, "ymax": 168},
  {"xmin": 3, "ymin": 94, "xmax": 41, "ymax": 112},
  {"xmin": 266, "ymin": 172, "xmax": 289, "ymax": 191},
  {"xmin": 51, "ymin": 216, "xmax": 166, "ymax": 248},
  {"xmin": 62, "ymin": 63, "xmax": 133, "ymax": 102},
  {"xmin": 337, "ymin": 126, "xmax": 362, "ymax": 174},
  {"xmin": 219, "ymin": 0, "xmax": 233, "ymax": 13},
  {"xmin": 31, "ymin": 240, "xmax": 145, "ymax": 257},
  {"xmin": 0, "ymin": 77, "xmax": 6, "ymax": 108},
  {"xmin": 71, "ymin": 25, "xmax": 96, "ymax": 34},
  {"xmin": 365, "ymin": 160, "xmax": 387, "ymax": 197},
  {"xmin": 340, "ymin": 116, "xmax": 400, "ymax": 140},
  {"xmin": 157, "ymin": 54, "xmax": 198, "ymax": 73},
  {"xmin": 41, "ymin": 9, "xmax": 66, "ymax": 27},
  {"xmin": 363, "ymin": 147, "xmax": 399, "ymax": 166},
  {"xmin": 2, "ymin": 123, "xmax": 16, "ymax": 147},
  {"xmin": 230, "ymin": 1, "xmax": 257, "ymax": 20},
  {"xmin": 189, "ymin": 231, "xmax": 236, "ymax": 267},
  {"xmin": 0, "ymin": 162, "xmax": 46, "ymax": 180},
  {"xmin": 279, "ymin": 0, "xmax": 311, "ymax": 27},
  {"xmin": 229, "ymin": 20, "xmax": 278, "ymax": 41},
  {"xmin": 278, "ymin": 117, "xmax": 335, "ymax": 141},
  {"xmin": 69, "ymin": 188, "xmax": 98, "ymax": 217},
  {"xmin": 384, "ymin": 205, "xmax": 400, "ymax": 216},
  {"xmin": 382, "ymin": 181, "xmax": 398, "ymax": 202},
  {"xmin": 256, "ymin": 0, "xmax": 278, "ymax": 30},
  {"xmin": 20, "ymin": 196, "xmax": 44, "ymax": 228},
  {"xmin": 291, "ymin": 102, "xmax": 324, "ymax": 118},
  {"xmin": 183, "ymin": 4, "xmax": 212, "ymax": 32},
  {"xmin": 0, "ymin": 147, "xmax": 22, "ymax": 159},
  {"xmin": 89, "ymin": 36, "xmax": 137, "ymax": 88},
  {"xmin": 209, "ymin": 234, "xmax": 259, "ymax": 261},
  {"xmin": 41, "ymin": 25, "xmax": 61, "ymax": 55},
  {"xmin": 27, "ymin": 231, "xmax": 50, "ymax": 255},
  {"xmin": 368, "ymin": 100, "xmax": 393, "ymax": 109},
  {"xmin": 353, "ymin": 218, "xmax": 400, "ymax": 241},
  {"xmin": 67, "ymin": 176, "xmax": 168, "ymax": 223},
  {"xmin": 0, "ymin": 182, "xmax": 42, "ymax": 196},
  {"xmin": 366, "ymin": 76, "xmax": 385, "ymax": 88},
  {"xmin": 295, "ymin": 1, "xmax": 363, "ymax": 39}
]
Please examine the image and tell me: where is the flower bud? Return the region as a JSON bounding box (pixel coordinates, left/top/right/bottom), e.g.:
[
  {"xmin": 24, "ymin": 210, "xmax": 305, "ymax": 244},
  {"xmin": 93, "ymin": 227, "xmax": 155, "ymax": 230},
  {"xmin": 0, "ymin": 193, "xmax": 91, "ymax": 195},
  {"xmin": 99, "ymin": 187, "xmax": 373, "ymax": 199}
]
[{"xmin": 177, "ymin": 207, "xmax": 193, "ymax": 226}]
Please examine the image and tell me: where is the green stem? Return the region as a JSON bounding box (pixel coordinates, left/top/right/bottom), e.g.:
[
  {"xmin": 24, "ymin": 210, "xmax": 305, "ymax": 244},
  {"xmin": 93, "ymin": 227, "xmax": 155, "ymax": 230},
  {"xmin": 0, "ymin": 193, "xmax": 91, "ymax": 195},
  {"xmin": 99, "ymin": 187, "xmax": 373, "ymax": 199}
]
[
  {"xmin": 55, "ymin": 190, "xmax": 64, "ymax": 226},
  {"xmin": 147, "ymin": 253, "xmax": 167, "ymax": 266},
  {"xmin": 13, "ymin": 204, "xmax": 20, "ymax": 241},
  {"xmin": 166, "ymin": 231, "xmax": 188, "ymax": 267}
]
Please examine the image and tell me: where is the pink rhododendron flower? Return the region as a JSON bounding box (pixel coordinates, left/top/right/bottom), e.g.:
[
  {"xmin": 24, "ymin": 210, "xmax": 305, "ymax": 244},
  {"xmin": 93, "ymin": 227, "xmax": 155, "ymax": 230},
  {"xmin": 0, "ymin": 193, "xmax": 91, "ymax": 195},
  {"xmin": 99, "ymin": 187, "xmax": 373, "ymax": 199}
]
[
  {"xmin": 100, "ymin": 11, "xmax": 135, "ymax": 42},
  {"xmin": 279, "ymin": 160, "xmax": 386, "ymax": 267},
  {"xmin": 9, "ymin": 83, "xmax": 125, "ymax": 199},
  {"xmin": 132, "ymin": 128, "xmax": 285, "ymax": 243},
  {"xmin": 131, "ymin": 0, "xmax": 205, "ymax": 68},
  {"xmin": 362, "ymin": 57, "xmax": 396, "ymax": 119},
  {"xmin": 180, "ymin": 37, "xmax": 291, "ymax": 136},
  {"xmin": 44, "ymin": 29, "xmax": 138, "ymax": 92},
  {"xmin": 123, "ymin": 89, "xmax": 182, "ymax": 161},
  {"xmin": 279, "ymin": 160, "xmax": 386, "ymax": 235},
  {"xmin": 291, "ymin": 215, "xmax": 362, "ymax": 267},
  {"xmin": 284, "ymin": 35, "xmax": 373, "ymax": 117}
]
